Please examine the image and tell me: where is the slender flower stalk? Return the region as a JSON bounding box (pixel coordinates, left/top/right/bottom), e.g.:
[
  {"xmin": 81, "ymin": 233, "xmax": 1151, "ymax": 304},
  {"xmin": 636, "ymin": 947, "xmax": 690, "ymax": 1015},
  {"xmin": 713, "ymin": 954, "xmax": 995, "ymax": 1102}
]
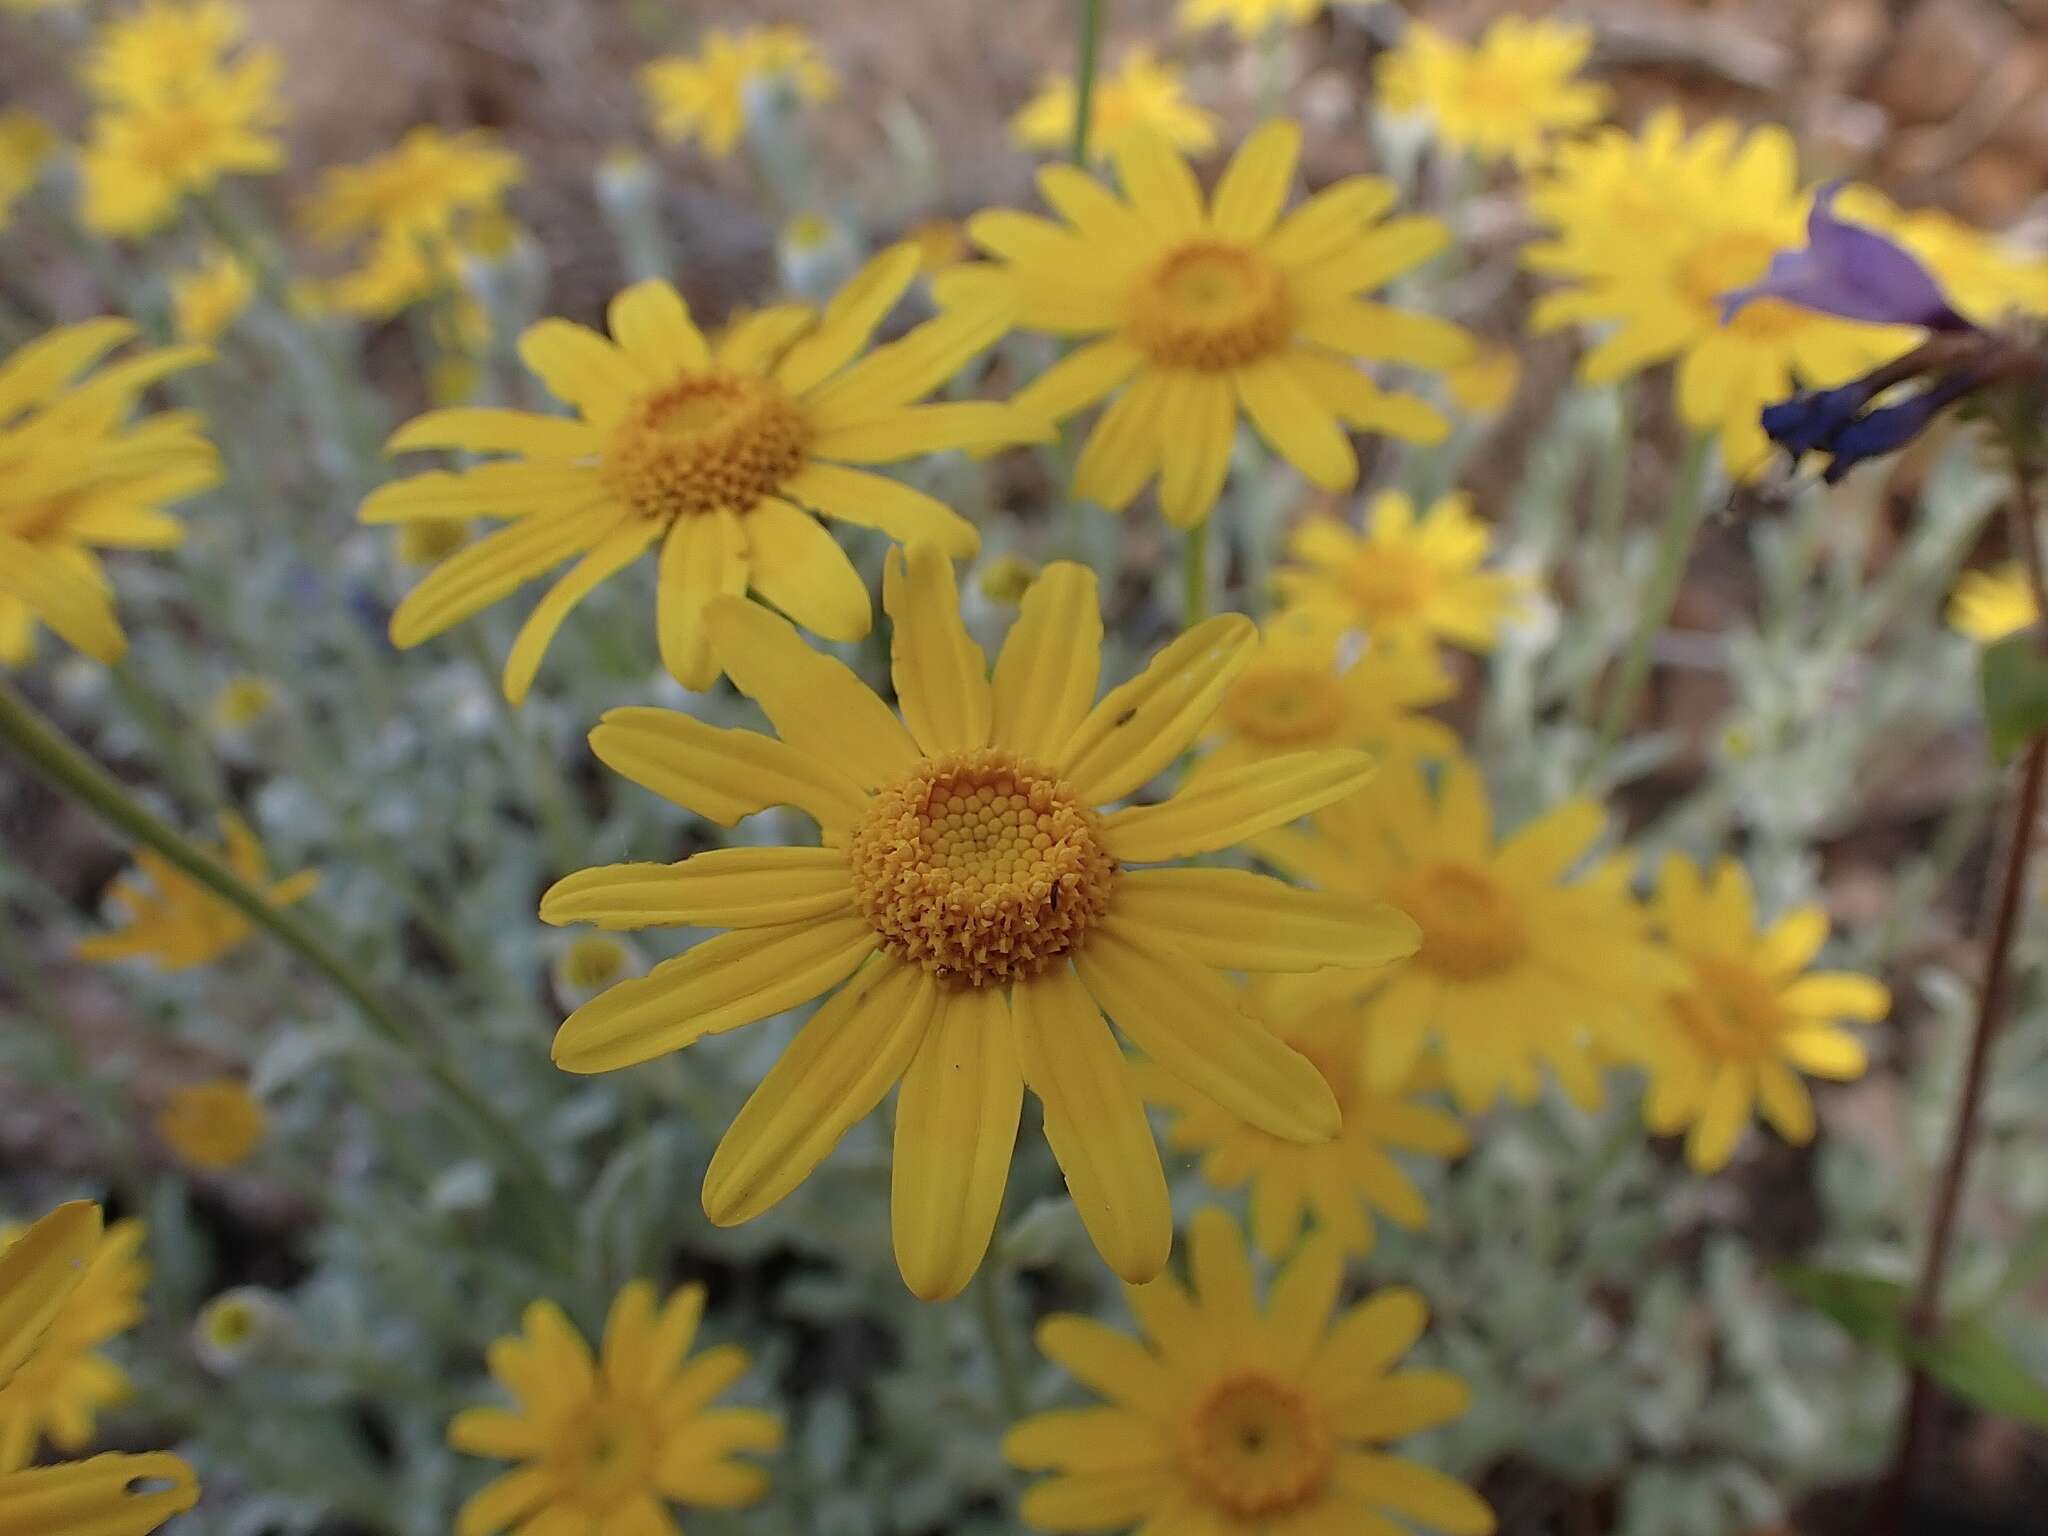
[
  {"xmin": 0, "ymin": 676, "xmax": 577, "ymax": 1263},
  {"xmin": 1070, "ymin": 0, "xmax": 1106, "ymax": 166}
]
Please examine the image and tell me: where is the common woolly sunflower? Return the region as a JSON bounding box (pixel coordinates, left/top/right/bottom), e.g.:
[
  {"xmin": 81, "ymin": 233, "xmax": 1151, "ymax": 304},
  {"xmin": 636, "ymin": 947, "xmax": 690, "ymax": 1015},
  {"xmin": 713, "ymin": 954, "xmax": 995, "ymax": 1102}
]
[
  {"xmin": 640, "ymin": 25, "xmax": 837, "ymax": 160},
  {"xmin": 1177, "ymin": 0, "xmax": 1325, "ymax": 40},
  {"xmin": 1141, "ymin": 977, "xmax": 1467, "ymax": 1258},
  {"xmin": 1638, "ymin": 857, "xmax": 1885, "ymax": 1172},
  {"xmin": 1198, "ymin": 609, "xmax": 1458, "ymax": 778},
  {"xmin": 1273, "ymin": 491, "xmax": 1525, "ymax": 655},
  {"xmin": 965, "ymin": 121, "xmax": 1468, "ymax": 530},
  {"xmin": 0, "ymin": 111, "xmax": 52, "ymax": 232},
  {"xmin": 0, "ymin": 319, "xmax": 220, "ymax": 667},
  {"xmin": 1257, "ymin": 754, "xmax": 1666, "ymax": 1115},
  {"xmin": 1010, "ymin": 48, "xmax": 1218, "ymax": 161},
  {"xmin": 0, "ymin": 1204, "xmax": 197, "ymax": 1535},
  {"xmin": 1007, "ymin": 1207, "xmax": 1492, "ymax": 1535},
  {"xmin": 365, "ymin": 247, "xmax": 1035, "ymax": 701},
  {"xmin": 76, "ymin": 815, "xmax": 318, "ymax": 972},
  {"xmin": 169, "ymin": 247, "xmax": 255, "ymax": 344},
  {"xmin": 542, "ymin": 552, "xmax": 1416, "ymax": 1298},
  {"xmin": 1526, "ymin": 112, "xmax": 1913, "ymax": 475},
  {"xmin": 82, "ymin": 0, "xmax": 245, "ymax": 104},
  {"xmin": 0, "ymin": 1215, "xmax": 146, "ymax": 1470},
  {"xmin": 1377, "ymin": 17, "xmax": 1608, "ymax": 167},
  {"xmin": 1947, "ymin": 563, "xmax": 2035, "ymax": 643},
  {"xmin": 155, "ymin": 1080, "xmax": 266, "ymax": 1171},
  {"xmin": 449, "ymin": 1283, "xmax": 780, "ymax": 1536}
]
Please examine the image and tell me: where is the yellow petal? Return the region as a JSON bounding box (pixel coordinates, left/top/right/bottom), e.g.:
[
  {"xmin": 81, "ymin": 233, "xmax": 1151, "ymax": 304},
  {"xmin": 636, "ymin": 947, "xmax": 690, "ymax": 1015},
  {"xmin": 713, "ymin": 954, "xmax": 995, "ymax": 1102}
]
[
  {"xmin": 1781, "ymin": 1025, "xmax": 1868, "ymax": 1080},
  {"xmin": 1331, "ymin": 1453, "xmax": 1495, "ymax": 1535},
  {"xmin": 810, "ymin": 401, "xmax": 1043, "ymax": 462},
  {"xmin": 1330, "ymin": 1370, "xmax": 1472, "ymax": 1443},
  {"xmin": 1155, "ymin": 371, "xmax": 1237, "ymax": 530},
  {"xmin": 1261, "ymin": 175, "xmax": 1398, "ymax": 269},
  {"xmin": 0, "ymin": 1452, "xmax": 199, "ymax": 1536},
  {"xmin": 657, "ymin": 508, "xmax": 749, "ymax": 691},
  {"xmin": 540, "ymin": 848, "xmax": 854, "ymax": 930},
  {"xmin": 1113, "ymin": 131, "xmax": 1203, "ymax": 239},
  {"xmin": 1781, "ymin": 973, "xmax": 1890, "ymax": 1023},
  {"xmin": 1209, "ymin": 120, "xmax": 1299, "ymax": 242},
  {"xmin": 743, "ymin": 497, "xmax": 871, "ymax": 644},
  {"xmin": 782, "ymin": 463, "xmax": 979, "ymax": 558},
  {"xmin": 1014, "ymin": 965, "xmax": 1172, "ymax": 1284},
  {"xmin": 1755, "ymin": 1058, "xmax": 1816, "ymax": 1143},
  {"xmin": 588, "ymin": 707, "xmax": 868, "ymax": 832},
  {"xmin": 517, "ymin": 318, "xmax": 644, "ymax": 422},
  {"xmin": 0, "ymin": 535, "xmax": 125, "ymax": 663},
  {"xmin": 1008, "ymin": 337, "xmax": 1144, "ymax": 426},
  {"xmin": 891, "ymin": 985, "xmax": 1022, "ymax": 1300},
  {"xmin": 502, "ymin": 521, "xmax": 657, "ymax": 704},
  {"xmin": 551, "ymin": 916, "xmax": 878, "ymax": 1074},
  {"xmin": 1304, "ymin": 1287, "xmax": 1427, "ymax": 1399},
  {"xmin": 1016, "ymin": 1470, "xmax": 1175, "ymax": 1530},
  {"xmin": 883, "ymin": 543, "xmax": 992, "ymax": 756},
  {"xmin": 1295, "ymin": 300, "xmax": 1476, "ymax": 369},
  {"xmin": 389, "ymin": 506, "xmax": 617, "ymax": 649},
  {"xmin": 1236, "ymin": 355, "xmax": 1357, "ymax": 491},
  {"xmin": 989, "ymin": 562, "xmax": 1103, "ymax": 760},
  {"xmin": 385, "ymin": 408, "xmax": 604, "ymax": 458},
  {"xmin": 1686, "ymin": 1062, "xmax": 1752, "ymax": 1172},
  {"xmin": 1033, "ymin": 1314, "xmax": 1179, "ymax": 1418},
  {"xmin": 802, "ymin": 288, "xmax": 1016, "ymax": 422},
  {"xmin": 1108, "ymin": 749, "xmax": 1375, "ymax": 864},
  {"xmin": 445, "ymin": 1406, "xmax": 541, "ymax": 1459},
  {"xmin": 1072, "ymin": 918, "xmax": 1338, "ymax": 1142},
  {"xmin": 1001, "ymin": 1407, "xmax": 1170, "ymax": 1473},
  {"xmin": 607, "ymin": 280, "xmax": 710, "ymax": 372},
  {"xmin": 359, "ymin": 462, "xmax": 604, "ymax": 524},
  {"xmin": 774, "ymin": 243, "xmax": 922, "ymax": 397},
  {"xmin": 0, "ymin": 318, "xmax": 136, "ymax": 420},
  {"xmin": 453, "ymin": 1467, "xmax": 551, "ymax": 1536},
  {"xmin": 703, "ymin": 959, "xmax": 936, "ymax": 1225},
  {"xmin": 1110, "ymin": 868, "xmax": 1418, "ymax": 971},
  {"xmin": 0, "ymin": 1201, "xmax": 100, "ymax": 1388},
  {"xmin": 1757, "ymin": 906, "xmax": 1829, "ymax": 978},
  {"xmin": 1071, "ymin": 369, "xmax": 1169, "ymax": 511},
  {"xmin": 1059, "ymin": 614, "xmax": 1255, "ymax": 806}
]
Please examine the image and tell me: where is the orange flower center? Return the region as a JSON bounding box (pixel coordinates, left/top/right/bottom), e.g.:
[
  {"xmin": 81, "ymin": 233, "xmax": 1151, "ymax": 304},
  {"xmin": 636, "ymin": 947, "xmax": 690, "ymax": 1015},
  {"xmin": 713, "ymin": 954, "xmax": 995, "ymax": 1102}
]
[
  {"xmin": 552, "ymin": 1398, "xmax": 655, "ymax": 1513},
  {"xmin": 1129, "ymin": 240, "xmax": 1292, "ymax": 371},
  {"xmin": 1390, "ymin": 861, "xmax": 1525, "ymax": 980},
  {"xmin": 1670, "ymin": 954, "xmax": 1785, "ymax": 1061},
  {"xmin": 1678, "ymin": 230, "xmax": 1781, "ymax": 316},
  {"xmin": 1182, "ymin": 1372, "xmax": 1333, "ymax": 1519},
  {"xmin": 847, "ymin": 749, "xmax": 1117, "ymax": 988},
  {"xmin": 1221, "ymin": 664, "xmax": 1346, "ymax": 748},
  {"xmin": 601, "ymin": 369, "xmax": 808, "ymax": 522}
]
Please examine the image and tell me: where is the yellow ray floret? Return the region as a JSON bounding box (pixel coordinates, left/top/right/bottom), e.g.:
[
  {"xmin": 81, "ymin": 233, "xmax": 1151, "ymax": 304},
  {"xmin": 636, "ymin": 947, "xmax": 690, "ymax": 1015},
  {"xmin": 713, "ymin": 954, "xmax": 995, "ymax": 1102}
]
[
  {"xmin": 155, "ymin": 1079, "xmax": 267, "ymax": 1171},
  {"xmin": 1177, "ymin": 0, "xmax": 1326, "ymax": 40},
  {"xmin": 0, "ymin": 1215, "xmax": 145, "ymax": 1471},
  {"xmin": 1006, "ymin": 1207, "xmax": 1494, "ymax": 1534},
  {"xmin": 640, "ymin": 25, "xmax": 836, "ymax": 160},
  {"xmin": 366, "ymin": 246, "xmax": 1041, "ymax": 701},
  {"xmin": 448, "ymin": 1282, "xmax": 780, "ymax": 1536},
  {"xmin": 1010, "ymin": 47, "xmax": 1218, "ymax": 161},
  {"xmin": 1947, "ymin": 563, "xmax": 2036, "ymax": 645},
  {"xmin": 962, "ymin": 121, "xmax": 1472, "ymax": 530},
  {"xmin": 540, "ymin": 550, "xmax": 1417, "ymax": 1297},
  {"xmin": 75, "ymin": 814, "xmax": 318, "ymax": 972},
  {"xmin": 1378, "ymin": 16, "xmax": 1609, "ymax": 167}
]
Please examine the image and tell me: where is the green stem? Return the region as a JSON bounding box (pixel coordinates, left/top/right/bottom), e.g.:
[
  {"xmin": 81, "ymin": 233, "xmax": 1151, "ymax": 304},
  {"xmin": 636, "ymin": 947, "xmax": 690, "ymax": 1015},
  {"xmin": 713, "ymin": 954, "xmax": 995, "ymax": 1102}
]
[
  {"xmin": 1185, "ymin": 519, "xmax": 1211, "ymax": 626},
  {"xmin": 459, "ymin": 627, "xmax": 584, "ymax": 874},
  {"xmin": 974, "ymin": 1264, "xmax": 1027, "ymax": 1422},
  {"xmin": 0, "ymin": 676, "xmax": 578, "ymax": 1264},
  {"xmin": 1589, "ymin": 432, "xmax": 1714, "ymax": 774},
  {"xmin": 1070, "ymin": 0, "xmax": 1106, "ymax": 165}
]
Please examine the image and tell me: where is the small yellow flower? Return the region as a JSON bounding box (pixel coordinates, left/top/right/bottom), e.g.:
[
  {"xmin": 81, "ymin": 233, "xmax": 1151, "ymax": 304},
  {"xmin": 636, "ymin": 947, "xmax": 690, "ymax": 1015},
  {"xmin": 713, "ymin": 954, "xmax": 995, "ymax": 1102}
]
[
  {"xmin": 1526, "ymin": 112, "xmax": 1914, "ymax": 476},
  {"xmin": 193, "ymin": 1287, "xmax": 287, "ymax": 1374},
  {"xmin": 1007, "ymin": 1207, "xmax": 1492, "ymax": 1535},
  {"xmin": 394, "ymin": 517, "xmax": 470, "ymax": 569},
  {"xmin": 364, "ymin": 247, "xmax": 1038, "ymax": 701},
  {"xmin": 1273, "ymin": 491, "xmax": 1525, "ymax": 655},
  {"xmin": 449, "ymin": 1282, "xmax": 781, "ymax": 1536},
  {"xmin": 304, "ymin": 126, "xmax": 522, "ymax": 246},
  {"xmin": 1378, "ymin": 17, "xmax": 1609, "ymax": 167},
  {"xmin": 976, "ymin": 551, "xmax": 1040, "ymax": 605},
  {"xmin": 1143, "ymin": 978, "xmax": 1464, "ymax": 1258},
  {"xmin": 1201, "ymin": 609, "xmax": 1458, "ymax": 776},
  {"xmin": 1638, "ymin": 857, "xmax": 1884, "ymax": 1172},
  {"xmin": 641, "ymin": 25, "xmax": 837, "ymax": 160},
  {"xmin": 169, "ymin": 247, "xmax": 256, "ymax": 344},
  {"xmin": 0, "ymin": 1203, "xmax": 196, "ymax": 1534},
  {"xmin": 1445, "ymin": 343, "xmax": 1520, "ymax": 417},
  {"xmin": 550, "ymin": 933, "xmax": 646, "ymax": 1012},
  {"xmin": 76, "ymin": 814, "xmax": 319, "ymax": 972},
  {"xmin": 542, "ymin": 554, "xmax": 1414, "ymax": 1297},
  {"xmin": 155, "ymin": 1079, "xmax": 266, "ymax": 1171},
  {"xmin": 968, "ymin": 122, "xmax": 1470, "ymax": 530},
  {"xmin": 83, "ymin": 0, "xmax": 246, "ymax": 104},
  {"xmin": 1011, "ymin": 47, "xmax": 1218, "ymax": 162},
  {"xmin": 0, "ymin": 320, "xmax": 220, "ymax": 668},
  {"xmin": 1177, "ymin": 0, "xmax": 1325, "ymax": 41},
  {"xmin": 1258, "ymin": 754, "xmax": 1668, "ymax": 1114},
  {"xmin": 0, "ymin": 111, "xmax": 53, "ymax": 232},
  {"xmin": 1947, "ymin": 563, "xmax": 2036, "ymax": 643}
]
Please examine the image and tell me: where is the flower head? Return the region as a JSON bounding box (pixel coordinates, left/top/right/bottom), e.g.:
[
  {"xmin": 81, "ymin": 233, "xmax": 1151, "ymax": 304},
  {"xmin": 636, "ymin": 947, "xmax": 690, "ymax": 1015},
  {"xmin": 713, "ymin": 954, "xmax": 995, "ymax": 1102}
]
[
  {"xmin": 192, "ymin": 1287, "xmax": 289, "ymax": 1375},
  {"xmin": 1377, "ymin": 17, "xmax": 1608, "ymax": 167},
  {"xmin": 1273, "ymin": 491, "xmax": 1524, "ymax": 655},
  {"xmin": 0, "ymin": 320, "xmax": 220, "ymax": 667},
  {"xmin": 641, "ymin": 25, "xmax": 836, "ymax": 160},
  {"xmin": 1948, "ymin": 563, "xmax": 2036, "ymax": 644},
  {"xmin": 550, "ymin": 932, "xmax": 646, "ymax": 1012},
  {"xmin": 1257, "ymin": 754, "xmax": 1667, "ymax": 1115},
  {"xmin": 1177, "ymin": 0, "xmax": 1325, "ymax": 40},
  {"xmin": 448, "ymin": 1282, "xmax": 780, "ymax": 1535},
  {"xmin": 83, "ymin": 0, "xmax": 246, "ymax": 104},
  {"xmin": 155, "ymin": 1079, "xmax": 266, "ymax": 1171},
  {"xmin": 366, "ymin": 247, "xmax": 1037, "ymax": 701},
  {"xmin": 0, "ymin": 112, "xmax": 53, "ymax": 232},
  {"xmin": 968, "ymin": 122, "xmax": 1468, "ymax": 529},
  {"xmin": 1637, "ymin": 857, "xmax": 1883, "ymax": 1171},
  {"xmin": 75, "ymin": 814, "xmax": 318, "ymax": 972},
  {"xmin": 0, "ymin": 1216, "xmax": 145, "ymax": 1470},
  {"xmin": 170, "ymin": 247, "xmax": 255, "ymax": 344},
  {"xmin": 542, "ymin": 552, "xmax": 1415, "ymax": 1296},
  {"xmin": 1143, "ymin": 979, "xmax": 1467, "ymax": 1258},
  {"xmin": 1007, "ymin": 1207, "xmax": 1492, "ymax": 1535},
  {"xmin": 1011, "ymin": 48, "xmax": 1218, "ymax": 162}
]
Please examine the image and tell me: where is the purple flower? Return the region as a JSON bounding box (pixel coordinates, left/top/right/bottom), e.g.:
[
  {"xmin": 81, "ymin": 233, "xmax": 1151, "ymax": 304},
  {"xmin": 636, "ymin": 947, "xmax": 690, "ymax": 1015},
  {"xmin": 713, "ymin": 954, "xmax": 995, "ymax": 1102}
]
[{"xmin": 1720, "ymin": 185, "xmax": 1970, "ymax": 332}]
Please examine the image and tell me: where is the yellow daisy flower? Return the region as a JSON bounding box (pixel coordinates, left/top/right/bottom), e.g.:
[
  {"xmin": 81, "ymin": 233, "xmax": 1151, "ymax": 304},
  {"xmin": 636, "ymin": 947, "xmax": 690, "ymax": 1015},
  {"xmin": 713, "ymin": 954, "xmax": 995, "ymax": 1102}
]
[
  {"xmin": 1947, "ymin": 563, "xmax": 2036, "ymax": 643},
  {"xmin": 1639, "ymin": 857, "xmax": 1884, "ymax": 1172},
  {"xmin": 0, "ymin": 320, "xmax": 220, "ymax": 668},
  {"xmin": 1377, "ymin": 17, "xmax": 1608, "ymax": 167},
  {"xmin": 155, "ymin": 1079, "xmax": 266, "ymax": 1171},
  {"xmin": 208, "ymin": 673, "xmax": 276, "ymax": 732},
  {"xmin": 0, "ymin": 111, "xmax": 53, "ymax": 232},
  {"xmin": 169, "ymin": 247, "xmax": 255, "ymax": 344},
  {"xmin": 303, "ymin": 126, "xmax": 522, "ymax": 246},
  {"xmin": 542, "ymin": 554, "xmax": 1416, "ymax": 1298},
  {"xmin": 448, "ymin": 1282, "xmax": 780, "ymax": 1536},
  {"xmin": 1010, "ymin": 47, "xmax": 1218, "ymax": 162},
  {"xmin": 1143, "ymin": 978, "xmax": 1467, "ymax": 1258},
  {"xmin": 1257, "ymin": 754, "xmax": 1666, "ymax": 1115},
  {"xmin": 640, "ymin": 25, "xmax": 837, "ymax": 160},
  {"xmin": 0, "ymin": 1204, "xmax": 196, "ymax": 1536},
  {"xmin": 1273, "ymin": 491, "xmax": 1525, "ymax": 655},
  {"xmin": 363, "ymin": 247, "xmax": 1035, "ymax": 701},
  {"xmin": 75, "ymin": 814, "xmax": 319, "ymax": 972},
  {"xmin": 0, "ymin": 1216, "xmax": 145, "ymax": 1471},
  {"xmin": 970, "ymin": 122, "xmax": 1468, "ymax": 529},
  {"xmin": 1007, "ymin": 1207, "xmax": 1493, "ymax": 1535},
  {"xmin": 1178, "ymin": 0, "xmax": 1325, "ymax": 41},
  {"xmin": 1526, "ymin": 111, "xmax": 1912, "ymax": 475},
  {"xmin": 1199, "ymin": 608, "xmax": 1458, "ymax": 778},
  {"xmin": 82, "ymin": 0, "xmax": 245, "ymax": 104}
]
